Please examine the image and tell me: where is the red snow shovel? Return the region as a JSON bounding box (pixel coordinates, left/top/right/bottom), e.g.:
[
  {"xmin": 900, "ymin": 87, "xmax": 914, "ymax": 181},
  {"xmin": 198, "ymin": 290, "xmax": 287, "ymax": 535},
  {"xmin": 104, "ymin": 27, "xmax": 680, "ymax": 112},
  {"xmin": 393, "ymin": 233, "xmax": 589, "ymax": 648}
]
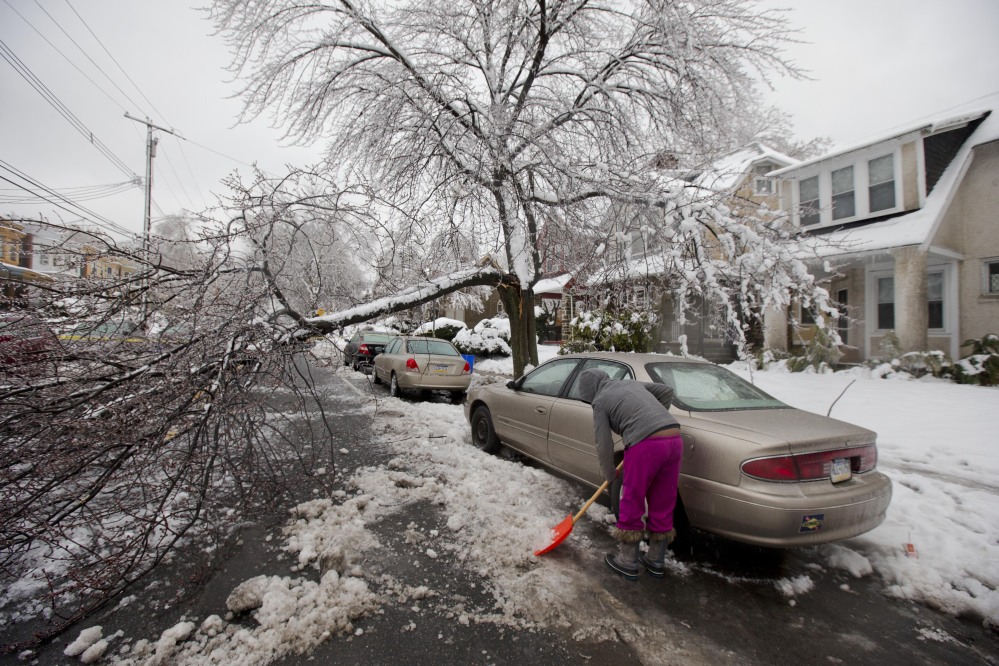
[{"xmin": 534, "ymin": 462, "xmax": 622, "ymax": 556}]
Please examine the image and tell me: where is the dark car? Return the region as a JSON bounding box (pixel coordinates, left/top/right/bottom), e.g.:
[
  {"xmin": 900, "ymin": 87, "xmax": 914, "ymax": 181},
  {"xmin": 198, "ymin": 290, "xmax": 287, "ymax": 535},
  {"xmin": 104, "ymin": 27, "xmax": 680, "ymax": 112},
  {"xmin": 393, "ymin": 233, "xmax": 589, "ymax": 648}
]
[
  {"xmin": 343, "ymin": 331, "xmax": 397, "ymax": 371},
  {"xmin": 0, "ymin": 311, "xmax": 62, "ymax": 377}
]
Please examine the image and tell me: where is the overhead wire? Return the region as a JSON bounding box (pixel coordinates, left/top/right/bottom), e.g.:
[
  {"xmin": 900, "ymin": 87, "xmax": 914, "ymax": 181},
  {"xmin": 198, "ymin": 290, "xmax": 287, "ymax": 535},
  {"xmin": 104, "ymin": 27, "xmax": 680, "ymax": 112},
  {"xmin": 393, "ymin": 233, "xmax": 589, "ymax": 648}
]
[
  {"xmin": 0, "ymin": 159, "xmax": 141, "ymax": 240},
  {"xmin": 0, "ymin": 38, "xmax": 139, "ymax": 180}
]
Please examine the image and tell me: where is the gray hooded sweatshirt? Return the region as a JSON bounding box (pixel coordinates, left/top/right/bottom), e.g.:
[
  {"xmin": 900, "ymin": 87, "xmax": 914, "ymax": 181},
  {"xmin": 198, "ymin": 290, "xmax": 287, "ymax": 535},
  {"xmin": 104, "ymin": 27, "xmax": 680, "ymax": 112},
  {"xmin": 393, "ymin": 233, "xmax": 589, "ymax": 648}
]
[{"xmin": 578, "ymin": 368, "xmax": 679, "ymax": 482}]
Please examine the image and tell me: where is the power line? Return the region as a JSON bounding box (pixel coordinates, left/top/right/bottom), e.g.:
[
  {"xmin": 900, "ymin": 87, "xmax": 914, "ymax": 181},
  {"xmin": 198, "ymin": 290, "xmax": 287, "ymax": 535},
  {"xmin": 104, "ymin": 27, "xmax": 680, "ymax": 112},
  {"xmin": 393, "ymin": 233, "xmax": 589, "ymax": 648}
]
[
  {"xmin": 0, "ymin": 180, "xmax": 137, "ymax": 204},
  {"xmin": 0, "ymin": 38, "xmax": 139, "ymax": 180},
  {"xmin": 27, "ymin": 0, "xmax": 149, "ymax": 121},
  {"xmin": 0, "ymin": 159, "xmax": 140, "ymax": 240},
  {"xmin": 1, "ymin": 0, "xmax": 128, "ymax": 112},
  {"xmin": 62, "ymin": 0, "xmax": 172, "ymax": 127}
]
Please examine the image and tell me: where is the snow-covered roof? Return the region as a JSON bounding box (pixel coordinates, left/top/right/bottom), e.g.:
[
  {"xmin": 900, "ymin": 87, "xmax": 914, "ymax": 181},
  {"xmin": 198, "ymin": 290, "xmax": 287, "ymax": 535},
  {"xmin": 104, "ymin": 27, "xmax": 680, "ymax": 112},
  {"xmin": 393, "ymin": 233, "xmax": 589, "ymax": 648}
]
[
  {"xmin": 797, "ymin": 96, "xmax": 999, "ymax": 261},
  {"xmin": 532, "ymin": 273, "xmax": 572, "ymax": 295},
  {"xmin": 772, "ymin": 96, "xmax": 999, "ymax": 176},
  {"xmin": 690, "ymin": 142, "xmax": 798, "ymax": 193}
]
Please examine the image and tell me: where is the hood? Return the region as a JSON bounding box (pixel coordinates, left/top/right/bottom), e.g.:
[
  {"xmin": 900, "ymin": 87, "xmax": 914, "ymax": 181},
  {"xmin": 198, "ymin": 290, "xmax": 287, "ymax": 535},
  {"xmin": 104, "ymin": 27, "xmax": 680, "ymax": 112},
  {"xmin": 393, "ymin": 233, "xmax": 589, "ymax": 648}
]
[{"xmin": 578, "ymin": 368, "xmax": 611, "ymax": 403}]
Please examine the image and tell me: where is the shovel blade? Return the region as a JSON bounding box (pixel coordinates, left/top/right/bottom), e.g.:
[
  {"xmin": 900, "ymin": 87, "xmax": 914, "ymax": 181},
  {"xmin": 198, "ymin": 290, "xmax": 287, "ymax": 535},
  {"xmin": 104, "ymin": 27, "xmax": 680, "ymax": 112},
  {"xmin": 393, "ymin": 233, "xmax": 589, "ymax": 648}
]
[{"xmin": 534, "ymin": 514, "xmax": 575, "ymax": 556}]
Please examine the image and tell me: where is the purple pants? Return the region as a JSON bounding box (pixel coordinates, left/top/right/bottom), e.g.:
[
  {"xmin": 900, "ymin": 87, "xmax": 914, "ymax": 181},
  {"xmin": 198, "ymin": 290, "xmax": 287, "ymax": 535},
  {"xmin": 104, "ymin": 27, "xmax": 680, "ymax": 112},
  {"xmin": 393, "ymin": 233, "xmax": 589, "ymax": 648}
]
[{"xmin": 617, "ymin": 435, "xmax": 683, "ymax": 533}]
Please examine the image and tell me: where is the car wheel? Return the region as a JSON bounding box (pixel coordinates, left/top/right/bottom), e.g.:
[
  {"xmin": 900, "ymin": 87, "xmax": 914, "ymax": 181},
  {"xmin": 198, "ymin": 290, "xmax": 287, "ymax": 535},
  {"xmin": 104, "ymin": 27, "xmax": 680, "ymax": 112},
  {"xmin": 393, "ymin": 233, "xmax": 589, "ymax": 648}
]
[
  {"xmin": 470, "ymin": 406, "xmax": 500, "ymax": 454},
  {"xmin": 372, "ymin": 368, "xmax": 382, "ymax": 385},
  {"xmin": 352, "ymin": 357, "xmax": 360, "ymax": 372},
  {"xmin": 389, "ymin": 372, "xmax": 402, "ymax": 398}
]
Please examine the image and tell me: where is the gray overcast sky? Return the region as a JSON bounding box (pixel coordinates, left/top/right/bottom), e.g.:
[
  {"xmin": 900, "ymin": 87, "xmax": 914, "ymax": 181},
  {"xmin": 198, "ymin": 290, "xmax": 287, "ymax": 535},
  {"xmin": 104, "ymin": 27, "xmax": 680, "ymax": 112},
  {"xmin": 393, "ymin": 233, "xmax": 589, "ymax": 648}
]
[{"xmin": 2, "ymin": 1, "xmax": 999, "ymax": 240}]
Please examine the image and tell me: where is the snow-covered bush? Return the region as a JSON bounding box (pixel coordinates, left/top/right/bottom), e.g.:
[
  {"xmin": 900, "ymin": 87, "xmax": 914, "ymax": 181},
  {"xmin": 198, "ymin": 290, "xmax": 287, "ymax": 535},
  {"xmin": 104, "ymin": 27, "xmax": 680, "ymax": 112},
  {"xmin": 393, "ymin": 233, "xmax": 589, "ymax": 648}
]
[
  {"xmin": 453, "ymin": 317, "xmax": 512, "ymax": 357},
  {"xmin": 413, "ymin": 317, "xmax": 467, "ymax": 341},
  {"xmin": 787, "ymin": 326, "xmax": 842, "ymax": 373},
  {"xmin": 562, "ymin": 308, "xmax": 656, "ymax": 353},
  {"xmin": 950, "ymin": 334, "xmax": 999, "ymax": 386},
  {"xmin": 864, "ymin": 331, "xmax": 953, "ymax": 380}
]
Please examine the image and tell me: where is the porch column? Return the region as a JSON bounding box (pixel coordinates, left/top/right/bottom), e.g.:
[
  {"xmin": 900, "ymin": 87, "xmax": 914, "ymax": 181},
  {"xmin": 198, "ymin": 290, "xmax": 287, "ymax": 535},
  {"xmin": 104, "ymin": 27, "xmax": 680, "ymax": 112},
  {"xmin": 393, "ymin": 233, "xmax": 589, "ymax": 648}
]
[
  {"xmin": 763, "ymin": 304, "xmax": 788, "ymax": 352},
  {"xmin": 893, "ymin": 246, "xmax": 928, "ymax": 352}
]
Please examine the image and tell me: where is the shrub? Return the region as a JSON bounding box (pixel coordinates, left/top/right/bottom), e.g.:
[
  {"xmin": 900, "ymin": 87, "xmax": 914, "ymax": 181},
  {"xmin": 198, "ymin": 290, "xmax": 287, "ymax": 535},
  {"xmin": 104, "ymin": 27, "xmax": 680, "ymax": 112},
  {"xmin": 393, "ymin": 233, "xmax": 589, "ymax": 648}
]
[
  {"xmin": 951, "ymin": 334, "xmax": 999, "ymax": 386},
  {"xmin": 786, "ymin": 325, "xmax": 842, "ymax": 373},
  {"xmin": 562, "ymin": 308, "xmax": 656, "ymax": 353},
  {"xmin": 453, "ymin": 317, "xmax": 512, "ymax": 357},
  {"xmin": 413, "ymin": 317, "xmax": 467, "ymax": 341}
]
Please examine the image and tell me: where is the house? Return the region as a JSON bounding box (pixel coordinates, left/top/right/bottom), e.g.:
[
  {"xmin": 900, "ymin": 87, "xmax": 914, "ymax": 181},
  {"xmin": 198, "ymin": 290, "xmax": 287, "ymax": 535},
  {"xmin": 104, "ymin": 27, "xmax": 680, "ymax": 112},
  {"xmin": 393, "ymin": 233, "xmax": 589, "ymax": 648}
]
[
  {"xmin": 573, "ymin": 142, "xmax": 799, "ymax": 361},
  {"xmin": 768, "ymin": 97, "xmax": 999, "ymax": 363}
]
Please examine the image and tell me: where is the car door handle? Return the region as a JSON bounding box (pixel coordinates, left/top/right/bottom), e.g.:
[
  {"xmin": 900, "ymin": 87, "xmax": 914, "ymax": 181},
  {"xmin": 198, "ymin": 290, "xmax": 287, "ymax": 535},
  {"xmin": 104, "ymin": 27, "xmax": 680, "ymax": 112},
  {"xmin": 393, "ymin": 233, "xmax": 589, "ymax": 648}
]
[{"xmin": 535, "ymin": 407, "xmax": 547, "ymax": 415}]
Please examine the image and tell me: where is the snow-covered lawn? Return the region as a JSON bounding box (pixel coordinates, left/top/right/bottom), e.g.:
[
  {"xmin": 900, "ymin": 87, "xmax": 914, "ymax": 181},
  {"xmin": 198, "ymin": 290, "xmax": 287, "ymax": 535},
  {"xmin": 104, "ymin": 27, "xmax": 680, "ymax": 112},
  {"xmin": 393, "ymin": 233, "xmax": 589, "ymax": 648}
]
[{"xmin": 64, "ymin": 344, "xmax": 998, "ymax": 663}]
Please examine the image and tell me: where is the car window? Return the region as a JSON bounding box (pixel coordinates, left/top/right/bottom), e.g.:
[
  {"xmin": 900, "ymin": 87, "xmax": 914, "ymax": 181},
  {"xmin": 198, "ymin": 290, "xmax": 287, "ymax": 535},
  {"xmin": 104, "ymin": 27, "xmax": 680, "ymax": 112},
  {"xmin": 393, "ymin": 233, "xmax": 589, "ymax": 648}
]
[
  {"xmin": 385, "ymin": 339, "xmax": 401, "ymax": 354},
  {"xmin": 646, "ymin": 362, "xmax": 785, "ymax": 411},
  {"xmin": 517, "ymin": 358, "xmax": 579, "ymax": 397},
  {"xmin": 407, "ymin": 339, "xmax": 459, "ymax": 356},
  {"xmin": 564, "ymin": 359, "xmax": 634, "ymax": 400}
]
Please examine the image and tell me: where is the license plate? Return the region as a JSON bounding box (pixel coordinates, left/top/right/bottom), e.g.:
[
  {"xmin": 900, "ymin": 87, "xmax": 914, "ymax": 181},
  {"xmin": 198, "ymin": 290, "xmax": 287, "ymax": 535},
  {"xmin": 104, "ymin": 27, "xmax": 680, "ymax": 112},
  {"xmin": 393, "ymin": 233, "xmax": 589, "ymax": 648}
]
[
  {"xmin": 830, "ymin": 457, "xmax": 851, "ymax": 483},
  {"xmin": 432, "ymin": 364, "xmax": 448, "ymax": 373}
]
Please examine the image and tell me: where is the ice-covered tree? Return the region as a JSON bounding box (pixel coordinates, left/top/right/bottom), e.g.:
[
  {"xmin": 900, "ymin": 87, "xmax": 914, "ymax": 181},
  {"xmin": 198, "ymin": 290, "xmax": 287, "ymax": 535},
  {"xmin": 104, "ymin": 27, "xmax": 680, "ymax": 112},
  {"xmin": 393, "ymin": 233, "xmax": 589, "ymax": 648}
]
[{"xmin": 210, "ymin": 0, "xmax": 817, "ymax": 376}]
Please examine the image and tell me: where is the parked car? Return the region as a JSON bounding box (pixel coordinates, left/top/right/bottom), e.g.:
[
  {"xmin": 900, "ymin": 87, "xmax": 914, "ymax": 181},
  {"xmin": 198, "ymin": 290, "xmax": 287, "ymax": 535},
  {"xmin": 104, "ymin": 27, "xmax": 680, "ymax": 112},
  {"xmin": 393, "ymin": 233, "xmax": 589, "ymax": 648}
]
[
  {"xmin": 343, "ymin": 331, "xmax": 397, "ymax": 371},
  {"xmin": 373, "ymin": 336, "xmax": 471, "ymax": 402},
  {"xmin": 0, "ymin": 311, "xmax": 62, "ymax": 377},
  {"xmin": 464, "ymin": 352, "xmax": 892, "ymax": 548}
]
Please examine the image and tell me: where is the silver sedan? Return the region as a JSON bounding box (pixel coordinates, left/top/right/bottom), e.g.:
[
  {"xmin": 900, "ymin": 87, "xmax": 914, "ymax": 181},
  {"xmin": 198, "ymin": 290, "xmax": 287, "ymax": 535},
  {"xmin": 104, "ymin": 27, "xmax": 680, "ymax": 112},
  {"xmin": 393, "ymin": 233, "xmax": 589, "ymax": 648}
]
[
  {"xmin": 373, "ymin": 336, "xmax": 472, "ymax": 402},
  {"xmin": 464, "ymin": 352, "xmax": 892, "ymax": 548}
]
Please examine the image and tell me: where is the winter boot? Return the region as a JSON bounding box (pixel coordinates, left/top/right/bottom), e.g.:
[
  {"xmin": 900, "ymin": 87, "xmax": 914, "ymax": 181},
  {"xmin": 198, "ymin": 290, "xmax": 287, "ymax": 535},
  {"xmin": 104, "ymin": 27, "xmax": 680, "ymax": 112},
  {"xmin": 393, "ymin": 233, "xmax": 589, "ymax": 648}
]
[
  {"xmin": 604, "ymin": 528, "xmax": 642, "ymax": 581},
  {"xmin": 639, "ymin": 529, "xmax": 676, "ymax": 578}
]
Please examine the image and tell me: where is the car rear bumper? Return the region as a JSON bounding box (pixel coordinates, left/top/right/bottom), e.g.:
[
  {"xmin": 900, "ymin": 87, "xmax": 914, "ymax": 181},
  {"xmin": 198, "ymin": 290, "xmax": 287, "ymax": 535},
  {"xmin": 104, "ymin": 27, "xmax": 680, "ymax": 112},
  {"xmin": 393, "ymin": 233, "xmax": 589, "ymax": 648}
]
[
  {"xmin": 397, "ymin": 371, "xmax": 471, "ymax": 391},
  {"xmin": 680, "ymin": 471, "xmax": 893, "ymax": 547}
]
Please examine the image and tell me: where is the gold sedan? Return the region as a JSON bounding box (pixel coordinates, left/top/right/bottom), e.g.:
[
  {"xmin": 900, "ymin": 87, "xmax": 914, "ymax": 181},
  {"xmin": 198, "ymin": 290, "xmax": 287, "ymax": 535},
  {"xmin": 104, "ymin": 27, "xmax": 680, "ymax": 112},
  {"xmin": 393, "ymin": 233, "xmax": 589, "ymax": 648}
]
[{"xmin": 373, "ymin": 336, "xmax": 472, "ymax": 402}]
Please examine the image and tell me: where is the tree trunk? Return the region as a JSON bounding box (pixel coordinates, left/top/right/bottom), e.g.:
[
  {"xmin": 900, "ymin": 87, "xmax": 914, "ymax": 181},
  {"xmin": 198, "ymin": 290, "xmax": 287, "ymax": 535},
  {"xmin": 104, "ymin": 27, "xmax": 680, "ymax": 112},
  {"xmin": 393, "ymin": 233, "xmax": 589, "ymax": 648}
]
[{"xmin": 499, "ymin": 284, "xmax": 539, "ymax": 378}]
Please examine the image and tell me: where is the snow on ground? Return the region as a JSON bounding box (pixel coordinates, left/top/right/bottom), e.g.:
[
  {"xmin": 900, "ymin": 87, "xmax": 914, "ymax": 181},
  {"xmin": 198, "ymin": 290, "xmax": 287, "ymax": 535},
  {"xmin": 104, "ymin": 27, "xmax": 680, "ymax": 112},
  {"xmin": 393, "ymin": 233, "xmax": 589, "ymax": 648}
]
[{"xmin": 87, "ymin": 343, "xmax": 997, "ymax": 662}]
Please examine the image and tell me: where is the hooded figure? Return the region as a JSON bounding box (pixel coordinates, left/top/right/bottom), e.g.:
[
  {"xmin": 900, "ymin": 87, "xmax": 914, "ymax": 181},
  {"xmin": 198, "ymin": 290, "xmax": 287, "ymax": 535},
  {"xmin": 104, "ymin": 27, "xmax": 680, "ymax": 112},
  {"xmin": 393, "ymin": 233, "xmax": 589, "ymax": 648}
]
[{"xmin": 577, "ymin": 368, "xmax": 683, "ymax": 580}]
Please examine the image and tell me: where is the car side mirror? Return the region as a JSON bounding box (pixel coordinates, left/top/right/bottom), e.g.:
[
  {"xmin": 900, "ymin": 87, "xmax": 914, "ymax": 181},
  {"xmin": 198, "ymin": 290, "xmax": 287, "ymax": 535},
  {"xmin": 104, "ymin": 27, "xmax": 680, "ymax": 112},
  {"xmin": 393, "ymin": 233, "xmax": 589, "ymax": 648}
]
[{"xmin": 506, "ymin": 380, "xmax": 518, "ymax": 390}]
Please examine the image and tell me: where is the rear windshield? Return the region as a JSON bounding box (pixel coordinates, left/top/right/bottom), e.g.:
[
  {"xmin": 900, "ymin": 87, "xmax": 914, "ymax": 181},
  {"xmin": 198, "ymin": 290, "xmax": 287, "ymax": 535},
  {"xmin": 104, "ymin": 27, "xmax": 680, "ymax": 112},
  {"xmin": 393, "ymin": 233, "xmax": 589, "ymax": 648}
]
[
  {"xmin": 645, "ymin": 362, "xmax": 785, "ymax": 412},
  {"xmin": 363, "ymin": 333, "xmax": 394, "ymax": 343},
  {"xmin": 408, "ymin": 339, "xmax": 459, "ymax": 356}
]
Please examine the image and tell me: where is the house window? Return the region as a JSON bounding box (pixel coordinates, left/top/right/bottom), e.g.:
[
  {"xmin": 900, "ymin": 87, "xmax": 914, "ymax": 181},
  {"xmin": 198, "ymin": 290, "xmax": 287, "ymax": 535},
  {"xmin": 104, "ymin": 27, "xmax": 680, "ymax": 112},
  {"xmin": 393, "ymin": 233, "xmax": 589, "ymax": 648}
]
[
  {"xmin": 799, "ymin": 303, "xmax": 816, "ymax": 325},
  {"xmin": 799, "ymin": 176, "xmax": 820, "ymax": 226},
  {"xmin": 39, "ymin": 252, "xmax": 49, "ymax": 266},
  {"xmin": 877, "ymin": 276, "xmax": 894, "ymax": 330},
  {"xmin": 831, "ymin": 166, "xmax": 855, "ymax": 220},
  {"xmin": 753, "ymin": 165, "xmax": 773, "ymax": 194},
  {"xmin": 868, "ymin": 154, "xmax": 896, "ymax": 213},
  {"xmin": 927, "ymin": 272, "xmax": 944, "ymax": 329},
  {"xmin": 984, "ymin": 259, "xmax": 999, "ymax": 295}
]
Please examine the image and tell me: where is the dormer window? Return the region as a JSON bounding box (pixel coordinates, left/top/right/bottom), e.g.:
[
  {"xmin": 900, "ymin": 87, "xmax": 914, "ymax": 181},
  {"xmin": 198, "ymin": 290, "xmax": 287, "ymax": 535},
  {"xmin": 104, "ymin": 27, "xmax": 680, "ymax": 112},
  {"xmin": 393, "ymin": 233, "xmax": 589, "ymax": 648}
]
[
  {"xmin": 753, "ymin": 165, "xmax": 774, "ymax": 194},
  {"xmin": 831, "ymin": 166, "xmax": 855, "ymax": 220},
  {"xmin": 868, "ymin": 154, "xmax": 896, "ymax": 212},
  {"xmin": 799, "ymin": 176, "xmax": 820, "ymax": 226}
]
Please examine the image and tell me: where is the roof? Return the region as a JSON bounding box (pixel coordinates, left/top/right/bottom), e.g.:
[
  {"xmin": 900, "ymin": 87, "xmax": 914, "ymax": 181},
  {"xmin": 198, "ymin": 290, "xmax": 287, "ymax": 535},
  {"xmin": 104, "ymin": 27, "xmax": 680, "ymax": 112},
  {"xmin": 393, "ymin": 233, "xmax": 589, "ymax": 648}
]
[
  {"xmin": 690, "ymin": 142, "xmax": 798, "ymax": 193},
  {"xmin": 794, "ymin": 94, "xmax": 999, "ymax": 261},
  {"xmin": 533, "ymin": 273, "xmax": 573, "ymax": 295}
]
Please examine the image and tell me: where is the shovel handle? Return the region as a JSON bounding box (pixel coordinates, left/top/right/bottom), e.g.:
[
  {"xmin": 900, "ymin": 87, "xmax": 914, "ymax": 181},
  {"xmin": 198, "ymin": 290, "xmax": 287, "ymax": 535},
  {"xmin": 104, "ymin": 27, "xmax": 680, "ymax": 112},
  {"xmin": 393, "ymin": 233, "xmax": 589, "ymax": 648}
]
[{"xmin": 572, "ymin": 461, "xmax": 623, "ymax": 525}]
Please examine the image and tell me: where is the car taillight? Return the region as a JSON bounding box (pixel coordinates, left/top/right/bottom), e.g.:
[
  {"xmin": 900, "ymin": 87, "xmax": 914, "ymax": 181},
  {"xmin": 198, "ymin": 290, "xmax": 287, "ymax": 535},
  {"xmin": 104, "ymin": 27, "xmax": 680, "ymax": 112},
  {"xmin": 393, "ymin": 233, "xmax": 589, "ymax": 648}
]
[
  {"xmin": 358, "ymin": 344, "xmax": 370, "ymax": 354},
  {"xmin": 405, "ymin": 358, "xmax": 419, "ymax": 370},
  {"xmin": 462, "ymin": 361, "xmax": 470, "ymax": 373},
  {"xmin": 742, "ymin": 444, "xmax": 878, "ymax": 482}
]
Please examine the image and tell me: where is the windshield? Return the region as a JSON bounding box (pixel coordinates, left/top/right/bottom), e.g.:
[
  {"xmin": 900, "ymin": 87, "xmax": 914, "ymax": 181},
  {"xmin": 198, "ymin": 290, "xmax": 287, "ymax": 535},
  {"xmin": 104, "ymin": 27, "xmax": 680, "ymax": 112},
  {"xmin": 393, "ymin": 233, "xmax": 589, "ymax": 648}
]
[
  {"xmin": 645, "ymin": 362, "xmax": 786, "ymax": 411},
  {"xmin": 408, "ymin": 339, "xmax": 459, "ymax": 356},
  {"xmin": 363, "ymin": 333, "xmax": 394, "ymax": 343}
]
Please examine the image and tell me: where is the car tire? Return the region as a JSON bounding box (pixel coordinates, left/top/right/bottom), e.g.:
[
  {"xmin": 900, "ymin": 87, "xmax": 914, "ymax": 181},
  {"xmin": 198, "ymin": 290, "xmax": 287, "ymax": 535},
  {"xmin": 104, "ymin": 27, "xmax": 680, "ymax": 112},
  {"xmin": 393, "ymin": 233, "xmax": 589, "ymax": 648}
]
[
  {"xmin": 372, "ymin": 368, "xmax": 382, "ymax": 385},
  {"xmin": 352, "ymin": 358, "xmax": 360, "ymax": 372},
  {"xmin": 389, "ymin": 372, "xmax": 402, "ymax": 398},
  {"xmin": 470, "ymin": 406, "xmax": 500, "ymax": 454}
]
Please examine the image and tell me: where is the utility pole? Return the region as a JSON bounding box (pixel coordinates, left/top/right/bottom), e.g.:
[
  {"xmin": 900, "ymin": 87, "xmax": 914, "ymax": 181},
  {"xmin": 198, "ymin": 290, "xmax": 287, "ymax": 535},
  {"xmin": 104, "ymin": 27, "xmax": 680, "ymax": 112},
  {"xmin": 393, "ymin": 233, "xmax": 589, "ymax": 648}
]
[
  {"xmin": 124, "ymin": 113, "xmax": 181, "ymax": 252},
  {"xmin": 124, "ymin": 113, "xmax": 181, "ymax": 323}
]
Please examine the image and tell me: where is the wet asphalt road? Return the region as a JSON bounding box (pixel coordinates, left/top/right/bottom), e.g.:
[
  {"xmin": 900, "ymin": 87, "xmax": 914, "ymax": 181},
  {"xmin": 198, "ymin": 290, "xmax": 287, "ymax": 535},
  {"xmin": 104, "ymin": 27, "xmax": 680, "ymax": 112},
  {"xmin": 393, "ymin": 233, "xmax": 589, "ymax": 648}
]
[{"xmin": 5, "ymin": 361, "xmax": 998, "ymax": 665}]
